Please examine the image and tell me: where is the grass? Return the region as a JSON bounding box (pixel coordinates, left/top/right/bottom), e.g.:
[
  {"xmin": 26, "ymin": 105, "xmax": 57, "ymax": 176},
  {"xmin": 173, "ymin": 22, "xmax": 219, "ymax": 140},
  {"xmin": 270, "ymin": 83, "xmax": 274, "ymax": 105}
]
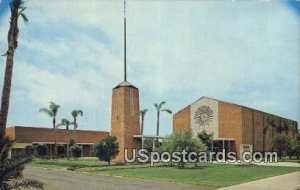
[
  {"xmin": 96, "ymin": 164, "xmax": 300, "ymax": 188},
  {"xmin": 31, "ymin": 159, "xmax": 300, "ymax": 188}
]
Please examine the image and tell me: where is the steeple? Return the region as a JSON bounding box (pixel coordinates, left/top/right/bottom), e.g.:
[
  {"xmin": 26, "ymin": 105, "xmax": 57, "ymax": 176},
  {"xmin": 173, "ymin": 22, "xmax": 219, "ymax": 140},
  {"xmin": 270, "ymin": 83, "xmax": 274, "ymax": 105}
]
[
  {"xmin": 124, "ymin": 0, "xmax": 127, "ymax": 82},
  {"xmin": 113, "ymin": 0, "xmax": 136, "ymax": 89},
  {"xmin": 111, "ymin": 0, "xmax": 141, "ymax": 162}
]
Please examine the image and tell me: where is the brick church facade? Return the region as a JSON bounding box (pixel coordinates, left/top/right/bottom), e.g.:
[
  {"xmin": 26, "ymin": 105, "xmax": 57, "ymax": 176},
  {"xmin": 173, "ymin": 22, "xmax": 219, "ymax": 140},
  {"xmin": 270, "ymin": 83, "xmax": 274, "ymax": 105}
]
[{"xmin": 173, "ymin": 97, "xmax": 298, "ymax": 156}]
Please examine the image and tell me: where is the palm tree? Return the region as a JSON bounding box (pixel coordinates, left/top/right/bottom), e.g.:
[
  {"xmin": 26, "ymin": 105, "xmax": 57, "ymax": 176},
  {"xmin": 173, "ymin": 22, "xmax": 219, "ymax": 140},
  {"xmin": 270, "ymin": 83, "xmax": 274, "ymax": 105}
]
[
  {"xmin": 57, "ymin": 118, "xmax": 71, "ymax": 159},
  {"xmin": 0, "ymin": 0, "xmax": 28, "ymax": 138},
  {"xmin": 71, "ymin": 110, "xmax": 83, "ymax": 143},
  {"xmin": 154, "ymin": 101, "xmax": 172, "ymax": 146},
  {"xmin": 0, "ymin": 136, "xmax": 43, "ymax": 190},
  {"xmin": 39, "ymin": 102, "xmax": 60, "ymax": 157},
  {"xmin": 140, "ymin": 109, "xmax": 148, "ymax": 135}
]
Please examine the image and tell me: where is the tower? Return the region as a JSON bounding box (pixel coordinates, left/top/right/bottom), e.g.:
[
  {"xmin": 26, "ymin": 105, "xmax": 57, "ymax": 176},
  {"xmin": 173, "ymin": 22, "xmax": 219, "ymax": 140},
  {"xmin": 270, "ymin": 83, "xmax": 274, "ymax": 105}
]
[{"xmin": 111, "ymin": 1, "xmax": 141, "ymax": 162}]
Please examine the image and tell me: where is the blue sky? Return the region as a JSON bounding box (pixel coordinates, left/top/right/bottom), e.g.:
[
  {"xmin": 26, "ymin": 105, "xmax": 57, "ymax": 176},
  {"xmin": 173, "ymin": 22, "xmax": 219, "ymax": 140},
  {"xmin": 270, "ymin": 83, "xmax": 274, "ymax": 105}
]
[{"xmin": 0, "ymin": 0, "xmax": 299, "ymax": 136}]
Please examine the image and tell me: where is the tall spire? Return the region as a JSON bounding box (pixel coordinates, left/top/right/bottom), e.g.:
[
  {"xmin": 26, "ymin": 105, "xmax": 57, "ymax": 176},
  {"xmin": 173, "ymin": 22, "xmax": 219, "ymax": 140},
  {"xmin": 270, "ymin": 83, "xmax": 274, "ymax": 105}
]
[{"xmin": 124, "ymin": 0, "xmax": 127, "ymax": 82}]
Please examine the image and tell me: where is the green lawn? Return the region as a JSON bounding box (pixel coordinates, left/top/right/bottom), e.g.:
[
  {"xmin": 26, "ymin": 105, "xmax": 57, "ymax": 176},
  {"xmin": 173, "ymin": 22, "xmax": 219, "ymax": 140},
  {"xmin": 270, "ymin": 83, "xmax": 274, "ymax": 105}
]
[
  {"xmin": 31, "ymin": 159, "xmax": 300, "ymax": 188},
  {"xmin": 96, "ymin": 164, "xmax": 299, "ymax": 188}
]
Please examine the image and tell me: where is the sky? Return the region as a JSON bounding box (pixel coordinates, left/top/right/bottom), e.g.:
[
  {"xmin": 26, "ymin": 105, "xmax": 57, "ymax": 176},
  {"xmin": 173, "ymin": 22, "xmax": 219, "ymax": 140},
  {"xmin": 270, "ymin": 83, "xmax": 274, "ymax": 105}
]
[{"xmin": 0, "ymin": 0, "xmax": 299, "ymax": 136}]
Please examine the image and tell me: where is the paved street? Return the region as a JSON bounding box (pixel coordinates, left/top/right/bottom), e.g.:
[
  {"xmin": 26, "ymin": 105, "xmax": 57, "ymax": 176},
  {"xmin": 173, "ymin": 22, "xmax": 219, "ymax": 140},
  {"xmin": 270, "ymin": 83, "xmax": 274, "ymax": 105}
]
[{"xmin": 24, "ymin": 166, "xmax": 211, "ymax": 190}]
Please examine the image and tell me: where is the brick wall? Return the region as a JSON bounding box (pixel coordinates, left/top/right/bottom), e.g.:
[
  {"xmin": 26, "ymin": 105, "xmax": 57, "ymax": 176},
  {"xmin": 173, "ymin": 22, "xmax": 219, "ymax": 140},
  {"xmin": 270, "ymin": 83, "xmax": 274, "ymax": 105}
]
[
  {"xmin": 173, "ymin": 106, "xmax": 191, "ymax": 133},
  {"xmin": 218, "ymin": 102, "xmax": 243, "ymax": 155},
  {"xmin": 253, "ymin": 111, "xmax": 264, "ymax": 152},
  {"xmin": 111, "ymin": 85, "xmax": 141, "ymax": 162},
  {"xmin": 242, "ymin": 107, "xmax": 254, "ymax": 145},
  {"xmin": 6, "ymin": 126, "xmax": 109, "ymax": 144}
]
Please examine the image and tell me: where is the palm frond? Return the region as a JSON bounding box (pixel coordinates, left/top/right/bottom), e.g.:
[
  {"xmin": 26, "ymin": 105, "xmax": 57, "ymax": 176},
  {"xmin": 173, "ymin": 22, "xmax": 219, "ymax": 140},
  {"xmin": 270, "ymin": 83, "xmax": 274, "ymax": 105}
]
[
  {"xmin": 18, "ymin": 6, "xmax": 26, "ymax": 14},
  {"xmin": 0, "ymin": 136, "xmax": 43, "ymax": 190},
  {"xmin": 57, "ymin": 119, "xmax": 71, "ymax": 130},
  {"xmin": 140, "ymin": 108, "xmax": 148, "ymax": 115},
  {"xmin": 10, "ymin": 0, "xmax": 25, "ymax": 12},
  {"xmin": 8, "ymin": 179, "xmax": 44, "ymax": 190},
  {"xmin": 61, "ymin": 118, "xmax": 70, "ymax": 124},
  {"xmin": 77, "ymin": 110, "xmax": 83, "ymax": 116},
  {"xmin": 72, "ymin": 110, "xmax": 83, "ymax": 117},
  {"xmin": 0, "ymin": 137, "xmax": 14, "ymax": 160},
  {"xmin": 55, "ymin": 123, "xmax": 64, "ymax": 129},
  {"xmin": 19, "ymin": 12, "xmax": 28, "ymax": 22},
  {"xmin": 154, "ymin": 103, "xmax": 159, "ymax": 111},
  {"xmin": 161, "ymin": 109, "xmax": 172, "ymax": 114},
  {"xmin": 39, "ymin": 108, "xmax": 53, "ymax": 117},
  {"xmin": 159, "ymin": 101, "xmax": 166, "ymax": 109},
  {"xmin": 49, "ymin": 102, "xmax": 60, "ymax": 115}
]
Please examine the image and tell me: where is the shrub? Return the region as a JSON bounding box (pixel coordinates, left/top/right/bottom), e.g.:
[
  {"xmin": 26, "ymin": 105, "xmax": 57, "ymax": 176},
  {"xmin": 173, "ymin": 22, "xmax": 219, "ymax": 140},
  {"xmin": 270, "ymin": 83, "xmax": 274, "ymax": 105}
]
[
  {"xmin": 160, "ymin": 129, "xmax": 207, "ymax": 168},
  {"xmin": 24, "ymin": 145, "xmax": 35, "ymax": 156},
  {"xmin": 290, "ymin": 138, "xmax": 300, "ymax": 159},
  {"xmin": 272, "ymin": 134, "xmax": 291, "ymax": 158},
  {"xmin": 197, "ymin": 130, "xmax": 213, "ymax": 148},
  {"xmin": 70, "ymin": 145, "xmax": 82, "ymax": 159},
  {"xmin": 94, "ymin": 136, "xmax": 119, "ymax": 165},
  {"xmin": 35, "ymin": 144, "xmax": 48, "ymax": 158}
]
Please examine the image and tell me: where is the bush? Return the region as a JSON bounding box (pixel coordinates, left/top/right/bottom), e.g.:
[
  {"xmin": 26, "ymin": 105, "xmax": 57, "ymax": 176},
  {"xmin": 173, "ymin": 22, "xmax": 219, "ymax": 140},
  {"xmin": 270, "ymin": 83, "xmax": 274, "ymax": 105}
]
[
  {"xmin": 160, "ymin": 129, "xmax": 207, "ymax": 168},
  {"xmin": 24, "ymin": 145, "xmax": 35, "ymax": 156},
  {"xmin": 94, "ymin": 136, "xmax": 119, "ymax": 165},
  {"xmin": 57, "ymin": 144, "xmax": 65, "ymax": 157},
  {"xmin": 35, "ymin": 144, "xmax": 48, "ymax": 158},
  {"xmin": 70, "ymin": 145, "xmax": 82, "ymax": 159},
  {"xmin": 290, "ymin": 138, "xmax": 300, "ymax": 159},
  {"xmin": 272, "ymin": 134, "xmax": 291, "ymax": 158},
  {"xmin": 197, "ymin": 130, "xmax": 213, "ymax": 148}
]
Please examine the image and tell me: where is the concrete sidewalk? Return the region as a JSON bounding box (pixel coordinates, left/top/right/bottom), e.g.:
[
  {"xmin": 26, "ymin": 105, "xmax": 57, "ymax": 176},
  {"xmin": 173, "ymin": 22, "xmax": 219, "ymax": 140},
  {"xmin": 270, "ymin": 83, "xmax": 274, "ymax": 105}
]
[
  {"xmin": 218, "ymin": 171, "xmax": 300, "ymax": 190},
  {"xmin": 256, "ymin": 162, "xmax": 300, "ymax": 167}
]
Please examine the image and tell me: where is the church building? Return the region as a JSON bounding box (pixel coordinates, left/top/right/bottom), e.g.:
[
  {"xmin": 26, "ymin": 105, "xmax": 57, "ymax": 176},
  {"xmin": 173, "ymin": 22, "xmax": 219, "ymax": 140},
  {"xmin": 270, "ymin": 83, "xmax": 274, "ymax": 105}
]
[{"xmin": 173, "ymin": 97, "xmax": 298, "ymax": 156}]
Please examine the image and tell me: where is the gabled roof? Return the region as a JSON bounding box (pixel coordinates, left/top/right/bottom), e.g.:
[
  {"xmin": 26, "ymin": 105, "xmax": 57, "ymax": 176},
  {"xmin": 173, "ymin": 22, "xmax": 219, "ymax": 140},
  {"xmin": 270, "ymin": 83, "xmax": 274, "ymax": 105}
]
[{"xmin": 176, "ymin": 96, "xmax": 298, "ymax": 123}]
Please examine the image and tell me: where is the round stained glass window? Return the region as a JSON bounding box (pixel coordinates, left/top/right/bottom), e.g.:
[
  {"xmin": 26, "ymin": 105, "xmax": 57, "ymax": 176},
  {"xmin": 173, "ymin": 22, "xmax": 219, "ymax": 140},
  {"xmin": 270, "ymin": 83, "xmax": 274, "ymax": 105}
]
[{"xmin": 194, "ymin": 106, "xmax": 214, "ymax": 127}]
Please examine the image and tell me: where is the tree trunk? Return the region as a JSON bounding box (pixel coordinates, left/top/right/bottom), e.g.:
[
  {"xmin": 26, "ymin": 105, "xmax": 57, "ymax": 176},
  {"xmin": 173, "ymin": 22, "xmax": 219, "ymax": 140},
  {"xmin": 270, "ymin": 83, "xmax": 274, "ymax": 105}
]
[
  {"xmin": 53, "ymin": 117, "xmax": 57, "ymax": 158},
  {"xmin": 74, "ymin": 117, "xmax": 77, "ymax": 144},
  {"xmin": 156, "ymin": 112, "xmax": 160, "ymax": 147},
  {"xmin": 67, "ymin": 129, "xmax": 70, "ymax": 159},
  {"xmin": 141, "ymin": 115, "xmax": 144, "ymax": 135},
  {"xmin": 0, "ymin": 14, "xmax": 19, "ymax": 138}
]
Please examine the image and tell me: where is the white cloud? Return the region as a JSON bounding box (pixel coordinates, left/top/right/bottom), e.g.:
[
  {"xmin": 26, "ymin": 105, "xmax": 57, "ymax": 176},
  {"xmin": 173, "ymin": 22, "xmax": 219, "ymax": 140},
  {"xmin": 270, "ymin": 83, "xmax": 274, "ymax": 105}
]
[{"xmin": 0, "ymin": 0, "xmax": 299, "ymax": 135}]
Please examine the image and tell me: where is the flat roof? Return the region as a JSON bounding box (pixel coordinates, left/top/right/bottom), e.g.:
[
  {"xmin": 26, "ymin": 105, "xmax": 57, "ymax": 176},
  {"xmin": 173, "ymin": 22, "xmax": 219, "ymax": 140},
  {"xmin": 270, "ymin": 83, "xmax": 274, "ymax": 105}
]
[
  {"xmin": 8, "ymin": 126, "xmax": 109, "ymax": 133},
  {"xmin": 213, "ymin": 138, "xmax": 235, "ymax": 141},
  {"xmin": 133, "ymin": 135, "xmax": 170, "ymax": 139},
  {"xmin": 32, "ymin": 142, "xmax": 94, "ymax": 145}
]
